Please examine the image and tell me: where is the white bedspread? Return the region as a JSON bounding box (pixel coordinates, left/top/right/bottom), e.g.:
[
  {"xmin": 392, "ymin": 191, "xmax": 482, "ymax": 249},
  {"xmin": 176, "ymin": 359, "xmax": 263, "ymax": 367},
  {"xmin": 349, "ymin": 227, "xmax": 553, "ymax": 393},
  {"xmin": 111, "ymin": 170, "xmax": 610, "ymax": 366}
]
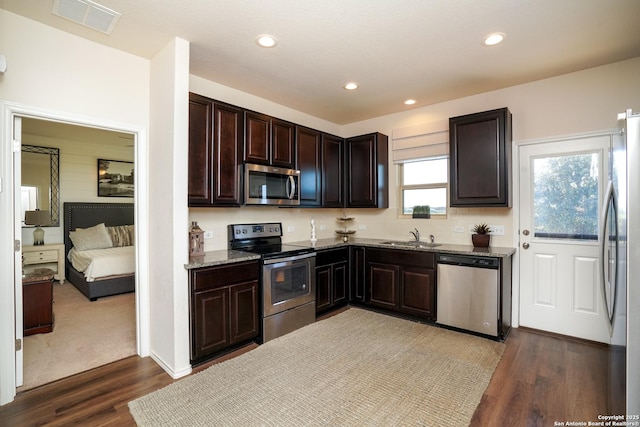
[{"xmin": 68, "ymin": 246, "xmax": 135, "ymax": 282}]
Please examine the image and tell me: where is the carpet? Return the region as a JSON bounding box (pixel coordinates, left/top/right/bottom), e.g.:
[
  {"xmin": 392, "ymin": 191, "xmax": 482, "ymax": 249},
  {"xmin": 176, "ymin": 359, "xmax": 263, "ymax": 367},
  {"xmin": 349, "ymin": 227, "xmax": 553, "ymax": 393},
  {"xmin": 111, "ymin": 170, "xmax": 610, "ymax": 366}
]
[
  {"xmin": 20, "ymin": 282, "xmax": 136, "ymax": 390},
  {"xmin": 129, "ymin": 308, "xmax": 505, "ymax": 426}
]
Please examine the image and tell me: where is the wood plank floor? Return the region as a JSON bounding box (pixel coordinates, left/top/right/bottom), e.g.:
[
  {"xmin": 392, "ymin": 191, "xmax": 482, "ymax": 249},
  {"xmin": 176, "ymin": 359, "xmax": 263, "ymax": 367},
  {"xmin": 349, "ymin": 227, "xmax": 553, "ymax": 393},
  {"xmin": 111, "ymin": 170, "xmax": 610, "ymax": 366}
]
[{"xmin": 0, "ymin": 325, "xmax": 609, "ymax": 426}]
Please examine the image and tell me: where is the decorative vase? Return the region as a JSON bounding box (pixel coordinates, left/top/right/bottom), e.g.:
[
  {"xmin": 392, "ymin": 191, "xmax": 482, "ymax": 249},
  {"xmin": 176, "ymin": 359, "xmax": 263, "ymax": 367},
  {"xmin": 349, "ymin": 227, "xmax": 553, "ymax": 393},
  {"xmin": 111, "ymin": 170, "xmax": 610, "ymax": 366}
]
[{"xmin": 472, "ymin": 234, "xmax": 490, "ymax": 247}]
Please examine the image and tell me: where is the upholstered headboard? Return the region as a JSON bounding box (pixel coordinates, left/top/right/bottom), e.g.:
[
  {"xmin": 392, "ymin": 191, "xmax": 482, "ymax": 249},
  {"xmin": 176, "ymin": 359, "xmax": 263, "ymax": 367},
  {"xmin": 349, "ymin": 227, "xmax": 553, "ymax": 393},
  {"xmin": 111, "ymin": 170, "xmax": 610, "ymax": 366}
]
[{"xmin": 63, "ymin": 202, "xmax": 134, "ymax": 261}]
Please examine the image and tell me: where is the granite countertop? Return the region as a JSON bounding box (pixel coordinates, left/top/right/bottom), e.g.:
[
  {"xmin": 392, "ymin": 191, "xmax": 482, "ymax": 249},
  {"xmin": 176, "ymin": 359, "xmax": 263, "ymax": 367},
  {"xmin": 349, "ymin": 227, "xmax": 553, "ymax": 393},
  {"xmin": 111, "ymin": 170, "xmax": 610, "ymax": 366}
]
[
  {"xmin": 286, "ymin": 237, "xmax": 517, "ymax": 258},
  {"xmin": 184, "ymin": 238, "xmax": 516, "ymax": 269}
]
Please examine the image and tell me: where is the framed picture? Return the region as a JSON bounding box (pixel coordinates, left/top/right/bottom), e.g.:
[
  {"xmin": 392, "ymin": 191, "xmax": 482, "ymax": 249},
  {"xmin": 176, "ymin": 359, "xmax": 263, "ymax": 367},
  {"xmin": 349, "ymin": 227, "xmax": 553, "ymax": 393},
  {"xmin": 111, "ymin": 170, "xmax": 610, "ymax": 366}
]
[{"xmin": 97, "ymin": 159, "xmax": 134, "ymax": 197}]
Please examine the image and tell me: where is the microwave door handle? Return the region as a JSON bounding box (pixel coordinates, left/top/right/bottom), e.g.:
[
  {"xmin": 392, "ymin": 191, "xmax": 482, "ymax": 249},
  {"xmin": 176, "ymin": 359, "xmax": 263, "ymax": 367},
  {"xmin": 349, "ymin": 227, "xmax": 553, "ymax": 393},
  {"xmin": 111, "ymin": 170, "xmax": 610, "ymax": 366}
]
[{"xmin": 287, "ymin": 176, "xmax": 296, "ymax": 200}]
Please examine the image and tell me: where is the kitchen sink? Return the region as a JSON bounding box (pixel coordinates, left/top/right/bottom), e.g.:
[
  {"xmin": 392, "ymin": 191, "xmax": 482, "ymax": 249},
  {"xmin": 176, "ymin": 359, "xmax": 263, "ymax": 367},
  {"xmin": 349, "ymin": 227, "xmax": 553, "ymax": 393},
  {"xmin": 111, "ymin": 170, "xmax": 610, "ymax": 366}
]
[{"xmin": 379, "ymin": 240, "xmax": 442, "ymax": 248}]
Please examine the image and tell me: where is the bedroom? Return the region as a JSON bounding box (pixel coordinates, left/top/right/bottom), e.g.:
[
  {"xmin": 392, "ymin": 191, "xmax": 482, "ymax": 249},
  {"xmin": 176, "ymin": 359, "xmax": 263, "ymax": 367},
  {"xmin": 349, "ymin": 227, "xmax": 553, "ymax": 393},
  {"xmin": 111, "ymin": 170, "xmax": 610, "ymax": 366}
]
[{"xmin": 19, "ymin": 118, "xmax": 137, "ymax": 390}]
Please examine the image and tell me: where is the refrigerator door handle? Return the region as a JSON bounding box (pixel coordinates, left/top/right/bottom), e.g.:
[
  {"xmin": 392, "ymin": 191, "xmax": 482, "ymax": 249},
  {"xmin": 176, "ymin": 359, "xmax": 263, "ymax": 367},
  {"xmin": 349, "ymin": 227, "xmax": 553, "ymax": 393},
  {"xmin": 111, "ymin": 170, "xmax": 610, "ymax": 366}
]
[{"xmin": 600, "ymin": 180, "xmax": 617, "ymax": 335}]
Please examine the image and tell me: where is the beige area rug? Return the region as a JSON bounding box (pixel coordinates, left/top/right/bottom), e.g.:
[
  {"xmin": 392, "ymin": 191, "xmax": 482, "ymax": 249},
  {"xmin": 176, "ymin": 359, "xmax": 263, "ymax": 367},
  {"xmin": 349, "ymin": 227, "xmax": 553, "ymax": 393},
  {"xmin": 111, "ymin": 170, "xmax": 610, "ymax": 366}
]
[
  {"xmin": 129, "ymin": 308, "xmax": 505, "ymax": 426},
  {"xmin": 19, "ymin": 282, "xmax": 136, "ymax": 391}
]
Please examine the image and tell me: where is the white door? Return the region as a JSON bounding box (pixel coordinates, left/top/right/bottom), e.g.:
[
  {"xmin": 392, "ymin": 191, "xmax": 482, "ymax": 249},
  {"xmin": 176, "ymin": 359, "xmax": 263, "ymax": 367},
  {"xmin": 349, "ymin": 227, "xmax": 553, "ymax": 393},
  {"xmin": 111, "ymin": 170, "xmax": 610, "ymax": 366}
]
[
  {"xmin": 519, "ymin": 135, "xmax": 611, "ymax": 343},
  {"xmin": 13, "ymin": 116, "xmax": 24, "ymax": 387}
]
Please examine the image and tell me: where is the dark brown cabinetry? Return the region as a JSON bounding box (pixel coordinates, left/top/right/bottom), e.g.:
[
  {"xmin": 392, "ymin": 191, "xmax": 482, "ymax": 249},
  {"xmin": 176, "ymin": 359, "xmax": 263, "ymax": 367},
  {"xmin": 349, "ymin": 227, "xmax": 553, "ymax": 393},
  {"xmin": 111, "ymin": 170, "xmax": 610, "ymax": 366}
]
[
  {"xmin": 188, "ymin": 93, "xmax": 243, "ymax": 206},
  {"xmin": 315, "ymin": 248, "xmax": 348, "ymax": 314},
  {"xmin": 449, "ymin": 107, "xmax": 512, "ymax": 207},
  {"xmin": 296, "ymin": 126, "xmax": 322, "ymax": 206},
  {"xmin": 345, "ymin": 132, "xmax": 388, "ymax": 208},
  {"xmin": 365, "ymin": 248, "xmax": 435, "ymax": 320},
  {"xmin": 321, "ymin": 134, "xmax": 344, "ymax": 207},
  {"xmin": 350, "ymin": 246, "xmax": 366, "ymax": 303},
  {"xmin": 244, "ymin": 111, "xmax": 295, "ymax": 169},
  {"xmin": 189, "ymin": 261, "xmax": 259, "ymax": 364},
  {"xmin": 23, "ymin": 276, "xmax": 54, "ymax": 336}
]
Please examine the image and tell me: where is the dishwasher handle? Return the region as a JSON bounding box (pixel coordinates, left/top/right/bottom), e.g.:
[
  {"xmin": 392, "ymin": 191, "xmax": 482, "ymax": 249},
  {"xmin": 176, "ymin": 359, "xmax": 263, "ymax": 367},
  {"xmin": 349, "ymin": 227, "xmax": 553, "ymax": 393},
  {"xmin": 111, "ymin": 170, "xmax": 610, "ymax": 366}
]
[{"xmin": 436, "ymin": 254, "xmax": 499, "ymax": 269}]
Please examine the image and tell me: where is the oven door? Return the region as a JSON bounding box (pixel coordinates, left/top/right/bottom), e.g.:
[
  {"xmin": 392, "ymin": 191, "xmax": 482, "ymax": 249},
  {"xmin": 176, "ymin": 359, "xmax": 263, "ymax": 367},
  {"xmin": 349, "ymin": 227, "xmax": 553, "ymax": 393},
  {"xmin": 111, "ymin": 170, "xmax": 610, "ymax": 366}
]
[
  {"xmin": 244, "ymin": 163, "xmax": 300, "ymax": 206},
  {"xmin": 263, "ymin": 252, "xmax": 315, "ymax": 317}
]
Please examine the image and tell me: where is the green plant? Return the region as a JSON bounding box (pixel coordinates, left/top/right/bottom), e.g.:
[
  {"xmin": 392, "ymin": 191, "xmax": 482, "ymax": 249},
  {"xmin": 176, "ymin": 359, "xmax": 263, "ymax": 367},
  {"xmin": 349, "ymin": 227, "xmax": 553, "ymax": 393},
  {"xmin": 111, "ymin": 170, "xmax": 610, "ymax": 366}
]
[
  {"xmin": 471, "ymin": 223, "xmax": 492, "ymax": 234},
  {"xmin": 412, "ymin": 205, "xmax": 430, "ymax": 214}
]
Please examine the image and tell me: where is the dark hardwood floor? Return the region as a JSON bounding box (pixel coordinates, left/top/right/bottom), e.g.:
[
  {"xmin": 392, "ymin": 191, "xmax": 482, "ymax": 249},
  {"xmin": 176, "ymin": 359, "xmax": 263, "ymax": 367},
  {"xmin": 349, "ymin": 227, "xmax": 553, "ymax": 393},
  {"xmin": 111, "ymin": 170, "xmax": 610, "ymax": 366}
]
[{"xmin": 0, "ymin": 323, "xmax": 610, "ymax": 426}]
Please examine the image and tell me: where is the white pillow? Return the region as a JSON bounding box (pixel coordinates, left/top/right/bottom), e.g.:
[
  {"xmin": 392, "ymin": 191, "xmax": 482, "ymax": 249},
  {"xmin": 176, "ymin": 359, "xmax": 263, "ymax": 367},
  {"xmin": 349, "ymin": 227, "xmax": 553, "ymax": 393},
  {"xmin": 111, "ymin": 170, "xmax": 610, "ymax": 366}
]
[{"xmin": 69, "ymin": 223, "xmax": 113, "ymax": 251}]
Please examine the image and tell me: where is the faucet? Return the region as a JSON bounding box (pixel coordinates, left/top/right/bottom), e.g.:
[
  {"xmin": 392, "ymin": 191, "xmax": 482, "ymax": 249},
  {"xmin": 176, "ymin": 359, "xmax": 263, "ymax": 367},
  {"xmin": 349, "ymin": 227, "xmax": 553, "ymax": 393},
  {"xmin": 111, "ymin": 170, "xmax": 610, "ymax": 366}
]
[
  {"xmin": 409, "ymin": 228, "xmax": 420, "ymax": 241},
  {"xmin": 429, "ymin": 234, "xmax": 435, "ymax": 244}
]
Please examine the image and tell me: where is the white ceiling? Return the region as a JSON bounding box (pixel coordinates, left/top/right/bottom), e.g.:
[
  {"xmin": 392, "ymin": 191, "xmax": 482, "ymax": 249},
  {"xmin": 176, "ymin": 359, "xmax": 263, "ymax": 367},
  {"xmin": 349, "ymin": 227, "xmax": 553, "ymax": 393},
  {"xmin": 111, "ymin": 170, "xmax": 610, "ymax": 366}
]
[{"xmin": 3, "ymin": 0, "xmax": 640, "ymax": 125}]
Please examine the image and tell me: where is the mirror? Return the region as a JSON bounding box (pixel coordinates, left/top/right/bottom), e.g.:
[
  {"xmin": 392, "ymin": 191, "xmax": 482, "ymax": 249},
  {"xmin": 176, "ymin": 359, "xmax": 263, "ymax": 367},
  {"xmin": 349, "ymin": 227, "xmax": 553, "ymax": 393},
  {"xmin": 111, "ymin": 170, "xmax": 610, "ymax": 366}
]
[{"xmin": 21, "ymin": 145, "xmax": 60, "ymax": 227}]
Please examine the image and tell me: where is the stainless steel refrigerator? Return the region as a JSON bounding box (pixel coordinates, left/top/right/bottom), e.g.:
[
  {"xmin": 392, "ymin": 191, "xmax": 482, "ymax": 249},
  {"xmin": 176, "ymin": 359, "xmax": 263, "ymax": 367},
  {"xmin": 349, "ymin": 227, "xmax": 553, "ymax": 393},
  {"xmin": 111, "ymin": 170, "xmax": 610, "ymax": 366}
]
[{"xmin": 601, "ymin": 109, "xmax": 639, "ymax": 415}]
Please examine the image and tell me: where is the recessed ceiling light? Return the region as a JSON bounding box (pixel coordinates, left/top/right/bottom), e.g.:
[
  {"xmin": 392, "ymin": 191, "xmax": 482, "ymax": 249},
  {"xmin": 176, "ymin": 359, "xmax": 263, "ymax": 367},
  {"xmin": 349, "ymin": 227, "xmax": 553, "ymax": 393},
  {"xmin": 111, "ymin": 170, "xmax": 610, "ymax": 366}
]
[
  {"xmin": 404, "ymin": 99, "xmax": 416, "ymax": 105},
  {"xmin": 256, "ymin": 34, "xmax": 277, "ymax": 48},
  {"xmin": 482, "ymin": 32, "xmax": 505, "ymax": 46},
  {"xmin": 343, "ymin": 82, "xmax": 359, "ymax": 91}
]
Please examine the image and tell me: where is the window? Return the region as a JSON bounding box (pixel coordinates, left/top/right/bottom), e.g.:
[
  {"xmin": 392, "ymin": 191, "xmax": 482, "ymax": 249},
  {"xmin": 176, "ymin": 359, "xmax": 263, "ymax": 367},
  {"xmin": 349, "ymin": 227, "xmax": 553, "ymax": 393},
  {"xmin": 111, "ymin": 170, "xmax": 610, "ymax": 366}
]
[{"xmin": 400, "ymin": 156, "xmax": 448, "ymax": 217}]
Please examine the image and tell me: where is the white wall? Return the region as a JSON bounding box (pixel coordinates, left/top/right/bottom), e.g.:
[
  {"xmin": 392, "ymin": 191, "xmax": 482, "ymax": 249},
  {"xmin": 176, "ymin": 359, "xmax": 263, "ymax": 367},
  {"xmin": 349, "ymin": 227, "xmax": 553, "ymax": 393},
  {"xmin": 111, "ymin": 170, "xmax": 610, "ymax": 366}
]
[
  {"xmin": 148, "ymin": 37, "xmax": 191, "ymax": 379},
  {"xmin": 20, "ymin": 131, "xmax": 134, "ymax": 246}
]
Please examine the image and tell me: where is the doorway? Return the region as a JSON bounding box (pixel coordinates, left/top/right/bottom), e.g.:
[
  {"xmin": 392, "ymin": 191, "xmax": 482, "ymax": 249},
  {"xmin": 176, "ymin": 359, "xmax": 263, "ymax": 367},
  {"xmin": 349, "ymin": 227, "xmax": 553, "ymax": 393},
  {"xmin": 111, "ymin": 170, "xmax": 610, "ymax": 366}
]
[
  {"xmin": 518, "ymin": 134, "xmax": 611, "ymax": 343},
  {"xmin": 0, "ymin": 101, "xmax": 150, "ymax": 405},
  {"xmin": 18, "ymin": 118, "xmax": 137, "ymax": 390}
]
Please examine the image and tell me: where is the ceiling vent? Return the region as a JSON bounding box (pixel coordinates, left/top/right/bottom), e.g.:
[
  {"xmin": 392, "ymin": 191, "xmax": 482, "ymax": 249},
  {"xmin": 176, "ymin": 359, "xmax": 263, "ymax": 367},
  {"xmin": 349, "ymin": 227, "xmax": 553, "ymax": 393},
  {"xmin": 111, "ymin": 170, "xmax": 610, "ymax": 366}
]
[{"xmin": 52, "ymin": 0, "xmax": 121, "ymax": 35}]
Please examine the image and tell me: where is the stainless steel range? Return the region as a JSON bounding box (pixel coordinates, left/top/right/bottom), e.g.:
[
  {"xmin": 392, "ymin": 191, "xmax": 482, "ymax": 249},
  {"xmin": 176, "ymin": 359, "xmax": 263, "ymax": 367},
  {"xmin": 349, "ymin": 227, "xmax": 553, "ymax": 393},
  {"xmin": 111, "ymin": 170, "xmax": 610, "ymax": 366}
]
[{"xmin": 228, "ymin": 223, "xmax": 316, "ymax": 342}]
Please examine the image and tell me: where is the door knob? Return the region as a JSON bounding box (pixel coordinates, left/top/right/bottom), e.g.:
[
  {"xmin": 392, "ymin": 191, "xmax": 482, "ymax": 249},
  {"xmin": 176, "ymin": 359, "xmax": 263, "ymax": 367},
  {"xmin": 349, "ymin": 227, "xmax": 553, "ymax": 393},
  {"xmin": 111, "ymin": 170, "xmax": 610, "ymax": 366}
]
[
  {"xmin": 522, "ymin": 242, "xmax": 530, "ymax": 249},
  {"xmin": 522, "ymin": 229, "xmax": 530, "ymax": 236}
]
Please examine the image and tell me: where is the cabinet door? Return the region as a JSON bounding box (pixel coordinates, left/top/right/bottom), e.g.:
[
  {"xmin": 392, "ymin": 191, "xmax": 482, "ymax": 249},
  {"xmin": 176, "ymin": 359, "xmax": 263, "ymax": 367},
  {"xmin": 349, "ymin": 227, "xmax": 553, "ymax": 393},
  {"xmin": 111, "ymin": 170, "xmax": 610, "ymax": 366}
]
[
  {"xmin": 188, "ymin": 93, "xmax": 214, "ymax": 205},
  {"xmin": 368, "ymin": 262, "xmax": 399, "ymax": 310},
  {"xmin": 350, "ymin": 246, "xmax": 366, "ymax": 302},
  {"xmin": 192, "ymin": 287, "xmax": 229, "ymax": 359},
  {"xmin": 346, "ymin": 133, "xmax": 388, "ymax": 208},
  {"xmin": 213, "ymin": 102, "xmax": 244, "ymax": 206},
  {"xmin": 333, "ymin": 261, "xmax": 348, "ymax": 305},
  {"xmin": 296, "ymin": 126, "xmax": 322, "ymax": 206},
  {"xmin": 229, "ymin": 281, "xmax": 259, "ymax": 344},
  {"xmin": 315, "ymin": 265, "xmax": 332, "ymax": 313},
  {"xmin": 322, "ymin": 134, "xmax": 344, "ymax": 207},
  {"xmin": 449, "ymin": 107, "xmax": 512, "ymax": 207},
  {"xmin": 244, "ymin": 111, "xmax": 270, "ymax": 165},
  {"xmin": 271, "ymin": 119, "xmax": 295, "ymax": 168},
  {"xmin": 399, "ymin": 267, "xmax": 435, "ymax": 319}
]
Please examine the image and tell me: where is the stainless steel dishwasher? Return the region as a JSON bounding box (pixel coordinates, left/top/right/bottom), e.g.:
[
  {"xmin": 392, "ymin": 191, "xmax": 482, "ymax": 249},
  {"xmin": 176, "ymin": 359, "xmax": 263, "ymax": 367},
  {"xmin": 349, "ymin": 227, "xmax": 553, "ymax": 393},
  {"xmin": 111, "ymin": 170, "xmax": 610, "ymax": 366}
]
[{"xmin": 436, "ymin": 254, "xmax": 499, "ymax": 337}]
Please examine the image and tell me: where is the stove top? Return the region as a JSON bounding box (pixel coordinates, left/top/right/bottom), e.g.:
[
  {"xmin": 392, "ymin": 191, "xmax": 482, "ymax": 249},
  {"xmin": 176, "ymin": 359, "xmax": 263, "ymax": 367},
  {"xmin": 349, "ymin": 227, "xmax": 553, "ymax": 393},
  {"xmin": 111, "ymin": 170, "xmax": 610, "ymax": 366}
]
[{"xmin": 228, "ymin": 222, "xmax": 314, "ymax": 259}]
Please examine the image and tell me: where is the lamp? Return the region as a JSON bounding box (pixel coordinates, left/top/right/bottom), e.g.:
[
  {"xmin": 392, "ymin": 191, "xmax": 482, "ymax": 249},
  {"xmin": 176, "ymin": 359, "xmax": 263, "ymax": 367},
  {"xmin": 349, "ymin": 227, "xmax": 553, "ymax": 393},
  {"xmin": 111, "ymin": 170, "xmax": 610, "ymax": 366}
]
[{"xmin": 24, "ymin": 209, "xmax": 51, "ymax": 246}]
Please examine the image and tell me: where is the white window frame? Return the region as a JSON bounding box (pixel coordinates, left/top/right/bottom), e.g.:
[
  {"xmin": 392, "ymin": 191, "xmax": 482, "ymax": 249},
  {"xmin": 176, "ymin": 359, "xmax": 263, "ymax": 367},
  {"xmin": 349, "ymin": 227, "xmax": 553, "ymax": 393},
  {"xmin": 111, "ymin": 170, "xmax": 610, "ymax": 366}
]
[{"xmin": 398, "ymin": 156, "xmax": 449, "ymax": 219}]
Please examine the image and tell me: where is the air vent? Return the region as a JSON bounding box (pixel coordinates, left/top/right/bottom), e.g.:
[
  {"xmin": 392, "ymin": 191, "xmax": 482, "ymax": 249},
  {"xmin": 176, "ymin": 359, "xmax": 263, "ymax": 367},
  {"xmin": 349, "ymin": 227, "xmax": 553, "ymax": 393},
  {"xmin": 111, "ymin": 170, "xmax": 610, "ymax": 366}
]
[{"xmin": 52, "ymin": 0, "xmax": 121, "ymax": 35}]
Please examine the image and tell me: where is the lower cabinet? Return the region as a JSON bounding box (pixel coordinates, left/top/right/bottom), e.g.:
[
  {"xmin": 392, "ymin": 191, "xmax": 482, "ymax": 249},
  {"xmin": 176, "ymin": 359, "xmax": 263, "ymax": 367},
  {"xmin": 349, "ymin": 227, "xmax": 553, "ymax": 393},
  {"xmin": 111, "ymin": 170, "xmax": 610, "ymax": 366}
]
[
  {"xmin": 23, "ymin": 276, "xmax": 54, "ymax": 336},
  {"xmin": 365, "ymin": 248, "xmax": 436, "ymax": 320},
  {"xmin": 189, "ymin": 261, "xmax": 259, "ymax": 364},
  {"xmin": 315, "ymin": 248, "xmax": 349, "ymax": 314}
]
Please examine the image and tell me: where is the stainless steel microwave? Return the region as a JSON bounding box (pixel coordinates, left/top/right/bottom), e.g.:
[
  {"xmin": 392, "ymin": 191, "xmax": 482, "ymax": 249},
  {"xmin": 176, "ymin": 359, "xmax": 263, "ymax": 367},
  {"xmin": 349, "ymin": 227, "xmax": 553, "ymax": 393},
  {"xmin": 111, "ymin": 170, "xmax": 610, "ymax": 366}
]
[{"xmin": 244, "ymin": 163, "xmax": 300, "ymax": 206}]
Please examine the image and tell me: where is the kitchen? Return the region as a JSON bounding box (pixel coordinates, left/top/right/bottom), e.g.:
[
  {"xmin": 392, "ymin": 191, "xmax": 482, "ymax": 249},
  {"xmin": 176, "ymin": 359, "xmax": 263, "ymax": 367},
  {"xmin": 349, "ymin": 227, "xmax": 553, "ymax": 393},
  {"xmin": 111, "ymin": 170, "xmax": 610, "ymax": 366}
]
[{"xmin": 1, "ymin": 1, "xmax": 640, "ymax": 423}]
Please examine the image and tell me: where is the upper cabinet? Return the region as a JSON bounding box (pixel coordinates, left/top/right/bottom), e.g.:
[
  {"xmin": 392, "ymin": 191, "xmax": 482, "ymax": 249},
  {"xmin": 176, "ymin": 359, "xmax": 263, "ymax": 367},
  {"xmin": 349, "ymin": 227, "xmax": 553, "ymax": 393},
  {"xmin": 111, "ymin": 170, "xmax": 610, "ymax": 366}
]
[
  {"xmin": 345, "ymin": 132, "xmax": 389, "ymax": 208},
  {"xmin": 188, "ymin": 92, "xmax": 388, "ymax": 209},
  {"xmin": 296, "ymin": 126, "xmax": 322, "ymax": 207},
  {"xmin": 244, "ymin": 111, "xmax": 295, "ymax": 169},
  {"xmin": 449, "ymin": 108, "xmax": 512, "ymax": 207},
  {"xmin": 188, "ymin": 93, "xmax": 243, "ymax": 207}
]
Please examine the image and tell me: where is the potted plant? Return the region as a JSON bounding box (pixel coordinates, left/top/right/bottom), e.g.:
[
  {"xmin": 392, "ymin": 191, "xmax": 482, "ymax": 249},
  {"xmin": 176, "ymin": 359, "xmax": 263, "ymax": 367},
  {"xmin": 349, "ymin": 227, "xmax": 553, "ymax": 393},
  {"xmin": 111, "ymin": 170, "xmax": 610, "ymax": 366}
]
[
  {"xmin": 412, "ymin": 205, "xmax": 431, "ymax": 219},
  {"xmin": 471, "ymin": 223, "xmax": 492, "ymax": 247}
]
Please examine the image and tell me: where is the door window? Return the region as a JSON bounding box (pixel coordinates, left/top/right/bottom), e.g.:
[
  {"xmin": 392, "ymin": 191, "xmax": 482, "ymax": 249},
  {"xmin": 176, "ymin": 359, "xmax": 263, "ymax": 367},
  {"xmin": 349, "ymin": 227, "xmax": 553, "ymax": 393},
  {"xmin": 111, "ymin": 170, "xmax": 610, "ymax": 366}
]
[{"xmin": 532, "ymin": 152, "xmax": 600, "ymax": 240}]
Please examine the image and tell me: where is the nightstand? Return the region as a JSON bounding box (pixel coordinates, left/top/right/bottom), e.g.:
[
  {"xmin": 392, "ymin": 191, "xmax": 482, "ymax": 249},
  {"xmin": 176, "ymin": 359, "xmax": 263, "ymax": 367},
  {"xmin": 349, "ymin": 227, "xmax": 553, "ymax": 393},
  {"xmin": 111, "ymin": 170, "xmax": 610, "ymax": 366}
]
[
  {"xmin": 22, "ymin": 243, "xmax": 65, "ymax": 284},
  {"xmin": 23, "ymin": 270, "xmax": 54, "ymax": 335}
]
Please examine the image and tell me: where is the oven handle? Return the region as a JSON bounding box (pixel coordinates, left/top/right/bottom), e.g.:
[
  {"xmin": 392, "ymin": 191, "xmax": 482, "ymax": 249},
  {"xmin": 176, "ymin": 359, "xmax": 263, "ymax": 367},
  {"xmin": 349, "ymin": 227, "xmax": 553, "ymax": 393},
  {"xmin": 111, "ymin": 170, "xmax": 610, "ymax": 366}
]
[{"xmin": 263, "ymin": 251, "xmax": 316, "ymax": 265}]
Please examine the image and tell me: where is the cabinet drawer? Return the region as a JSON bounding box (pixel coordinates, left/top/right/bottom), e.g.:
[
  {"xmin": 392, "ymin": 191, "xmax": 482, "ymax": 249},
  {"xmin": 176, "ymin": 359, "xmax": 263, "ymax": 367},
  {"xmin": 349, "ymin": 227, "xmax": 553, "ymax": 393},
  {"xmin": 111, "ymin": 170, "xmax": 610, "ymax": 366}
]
[
  {"xmin": 190, "ymin": 261, "xmax": 259, "ymax": 291},
  {"xmin": 23, "ymin": 250, "xmax": 58, "ymax": 264}
]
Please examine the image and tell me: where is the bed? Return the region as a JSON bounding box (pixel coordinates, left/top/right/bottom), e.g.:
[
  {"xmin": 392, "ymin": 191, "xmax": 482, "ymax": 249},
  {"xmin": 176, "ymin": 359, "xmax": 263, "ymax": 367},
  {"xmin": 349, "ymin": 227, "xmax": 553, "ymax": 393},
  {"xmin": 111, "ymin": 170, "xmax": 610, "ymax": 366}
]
[{"xmin": 63, "ymin": 202, "xmax": 135, "ymax": 301}]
